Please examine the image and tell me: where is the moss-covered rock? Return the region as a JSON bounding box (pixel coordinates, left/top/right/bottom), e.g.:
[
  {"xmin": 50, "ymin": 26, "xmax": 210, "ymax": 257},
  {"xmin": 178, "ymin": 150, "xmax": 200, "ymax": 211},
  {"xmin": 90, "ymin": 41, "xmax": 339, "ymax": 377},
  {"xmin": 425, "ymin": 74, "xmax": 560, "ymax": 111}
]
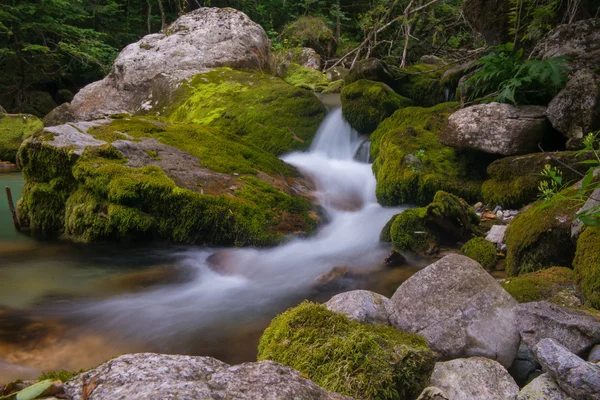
[
  {"xmin": 501, "ymin": 267, "xmax": 577, "ymax": 304},
  {"xmin": 395, "ymin": 64, "xmax": 454, "ymax": 107},
  {"xmin": 573, "ymin": 226, "xmax": 600, "ymax": 308},
  {"xmin": 282, "ymin": 16, "xmax": 336, "ymax": 57},
  {"xmin": 341, "ymin": 80, "xmax": 413, "ymax": 134},
  {"xmin": 390, "ymin": 191, "xmax": 480, "ymax": 255},
  {"xmin": 281, "ymin": 63, "xmax": 329, "ymax": 92},
  {"xmin": 380, "ymin": 214, "xmax": 399, "ymax": 242},
  {"xmin": 461, "ymin": 237, "xmax": 497, "ymax": 270},
  {"xmin": 371, "ymin": 102, "xmax": 486, "ymax": 206},
  {"xmin": 345, "ymin": 58, "xmax": 396, "ymax": 88},
  {"xmin": 0, "ymin": 114, "xmax": 43, "ymax": 162},
  {"xmin": 257, "ymin": 301, "xmax": 436, "ymax": 400},
  {"xmin": 322, "ymin": 79, "xmax": 344, "ymax": 94},
  {"xmin": 164, "ymin": 68, "xmax": 326, "ymax": 155},
  {"xmin": 482, "ymin": 151, "xmax": 596, "ymax": 209}
]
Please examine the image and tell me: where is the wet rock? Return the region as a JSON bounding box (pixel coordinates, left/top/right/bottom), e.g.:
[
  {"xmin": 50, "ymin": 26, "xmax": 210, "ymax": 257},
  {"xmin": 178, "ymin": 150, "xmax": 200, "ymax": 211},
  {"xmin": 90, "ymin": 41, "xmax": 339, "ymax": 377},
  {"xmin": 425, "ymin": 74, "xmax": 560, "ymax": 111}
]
[
  {"xmin": 534, "ymin": 338, "xmax": 600, "ymax": 400},
  {"xmin": 546, "ymin": 70, "xmax": 600, "ymax": 149},
  {"xmin": 440, "ymin": 103, "xmax": 548, "ymax": 156},
  {"xmin": 326, "ymin": 290, "xmax": 390, "ymax": 325},
  {"xmin": 516, "ymin": 373, "xmax": 574, "ymax": 400},
  {"xmin": 64, "ymin": 353, "xmax": 349, "ymax": 400},
  {"xmin": 387, "ymin": 254, "xmax": 520, "ymax": 367},
  {"xmin": 517, "ymin": 301, "xmax": 600, "ymax": 357},
  {"xmin": 428, "ymin": 357, "xmax": 519, "ymax": 400},
  {"xmin": 42, "ymin": 103, "xmax": 75, "ymax": 127},
  {"xmin": 384, "ymin": 250, "xmax": 407, "ymax": 267},
  {"xmin": 486, "ymin": 225, "xmax": 508, "ymax": 250},
  {"xmin": 509, "ymin": 343, "xmax": 541, "ymax": 387},
  {"xmin": 313, "ymin": 266, "xmax": 362, "ymax": 292},
  {"xmin": 462, "ymin": 0, "xmax": 509, "ymax": 45}
]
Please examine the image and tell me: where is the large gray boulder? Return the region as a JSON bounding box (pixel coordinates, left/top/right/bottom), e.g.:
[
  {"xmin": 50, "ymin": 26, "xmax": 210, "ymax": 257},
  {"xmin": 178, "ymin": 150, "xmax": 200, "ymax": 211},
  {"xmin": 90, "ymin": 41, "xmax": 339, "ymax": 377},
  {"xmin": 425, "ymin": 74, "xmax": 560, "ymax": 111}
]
[
  {"xmin": 64, "ymin": 353, "xmax": 350, "ymax": 400},
  {"xmin": 387, "ymin": 254, "xmax": 520, "ymax": 367},
  {"xmin": 531, "ymin": 19, "xmax": 600, "ymax": 73},
  {"xmin": 427, "ymin": 357, "xmax": 519, "ymax": 400},
  {"xmin": 535, "ymin": 338, "xmax": 600, "ymax": 400},
  {"xmin": 440, "ymin": 103, "xmax": 548, "ymax": 156},
  {"xmin": 516, "ymin": 373, "xmax": 574, "ymax": 400},
  {"xmin": 326, "ymin": 290, "xmax": 390, "ymax": 325},
  {"xmin": 517, "ymin": 301, "xmax": 600, "ymax": 357},
  {"xmin": 546, "ymin": 69, "xmax": 600, "ymax": 149},
  {"xmin": 70, "ymin": 8, "xmax": 274, "ymax": 120}
]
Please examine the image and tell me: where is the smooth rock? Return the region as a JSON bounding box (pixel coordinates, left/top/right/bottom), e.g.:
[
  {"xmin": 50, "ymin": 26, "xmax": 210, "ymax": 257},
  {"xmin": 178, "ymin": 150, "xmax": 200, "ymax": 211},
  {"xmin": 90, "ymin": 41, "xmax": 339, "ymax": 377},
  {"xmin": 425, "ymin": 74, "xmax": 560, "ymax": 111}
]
[
  {"xmin": 384, "ymin": 250, "xmax": 408, "ymax": 267},
  {"xmin": 588, "ymin": 345, "xmax": 600, "ymax": 363},
  {"xmin": 516, "ymin": 373, "xmax": 574, "ymax": 400},
  {"xmin": 517, "ymin": 301, "xmax": 600, "ymax": 357},
  {"xmin": 509, "ymin": 343, "xmax": 541, "ymax": 387},
  {"xmin": 387, "ymin": 254, "xmax": 520, "ymax": 367},
  {"xmin": 535, "ymin": 338, "xmax": 600, "ymax": 400},
  {"xmin": 64, "ymin": 353, "xmax": 350, "ymax": 400},
  {"xmin": 429, "ymin": 357, "xmax": 520, "ymax": 400},
  {"xmin": 326, "ymin": 290, "xmax": 390, "ymax": 325},
  {"xmin": 486, "ymin": 225, "xmax": 508, "ymax": 248},
  {"xmin": 43, "ymin": 103, "xmax": 75, "ymax": 127},
  {"xmin": 440, "ymin": 103, "xmax": 548, "ymax": 155}
]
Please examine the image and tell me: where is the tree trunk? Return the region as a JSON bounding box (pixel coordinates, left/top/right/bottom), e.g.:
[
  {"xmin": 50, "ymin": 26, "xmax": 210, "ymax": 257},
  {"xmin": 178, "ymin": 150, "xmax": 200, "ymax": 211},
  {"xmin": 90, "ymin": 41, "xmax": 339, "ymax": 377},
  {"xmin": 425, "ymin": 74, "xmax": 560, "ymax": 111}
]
[
  {"xmin": 146, "ymin": 0, "xmax": 152, "ymax": 33},
  {"xmin": 158, "ymin": 0, "xmax": 167, "ymax": 31}
]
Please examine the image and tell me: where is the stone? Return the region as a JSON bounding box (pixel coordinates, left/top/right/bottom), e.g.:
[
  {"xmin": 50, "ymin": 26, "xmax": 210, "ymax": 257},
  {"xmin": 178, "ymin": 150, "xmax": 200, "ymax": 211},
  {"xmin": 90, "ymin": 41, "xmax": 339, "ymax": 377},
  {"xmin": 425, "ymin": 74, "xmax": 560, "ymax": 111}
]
[
  {"xmin": 313, "ymin": 266, "xmax": 363, "ymax": 292},
  {"xmin": 42, "ymin": 103, "xmax": 75, "ymax": 127},
  {"xmin": 517, "ymin": 301, "xmax": 600, "ymax": 357},
  {"xmin": 383, "ymin": 250, "xmax": 407, "ymax": 267},
  {"xmin": 387, "ymin": 254, "xmax": 520, "ymax": 367},
  {"xmin": 588, "ymin": 345, "xmax": 600, "ymax": 363},
  {"xmin": 486, "ymin": 225, "xmax": 508, "ymax": 249},
  {"xmin": 326, "ymin": 290, "xmax": 390, "ymax": 325},
  {"xmin": 440, "ymin": 103, "xmax": 549, "ymax": 156},
  {"xmin": 571, "ymin": 188, "xmax": 600, "ymax": 239},
  {"xmin": 288, "ymin": 47, "xmax": 321, "ymax": 71},
  {"xmin": 509, "ymin": 343, "xmax": 541, "ymax": 387},
  {"xmin": 516, "ymin": 373, "xmax": 574, "ymax": 400},
  {"xmin": 64, "ymin": 353, "xmax": 349, "ymax": 400},
  {"xmin": 429, "ymin": 357, "xmax": 520, "ymax": 400},
  {"xmin": 420, "ymin": 55, "xmax": 444, "ymax": 65},
  {"xmin": 344, "ymin": 58, "xmax": 395, "ymax": 88},
  {"xmin": 417, "ymin": 387, "xmax": 450, "ymax": 400},
  {"xmin": 71, "ymin": 8, "xmax": 274, "ymax": 120},
  {"xmin": 531, "ymin": 19, "xmax": 600, "ymax": 73},
  {"xmin": 326, "ymin": 66, "xmax": 348, "ymax": 82},
  {"xmin": 546, "ymin": 70, "xmax": 600, "ymax": 149},
  {"xmin": 535, "ymin": 338, "xmax": 600, "ymax": 400},
  {"xmin": 463, "ymin": 0, "xmax": 509, "ymax": 45}
]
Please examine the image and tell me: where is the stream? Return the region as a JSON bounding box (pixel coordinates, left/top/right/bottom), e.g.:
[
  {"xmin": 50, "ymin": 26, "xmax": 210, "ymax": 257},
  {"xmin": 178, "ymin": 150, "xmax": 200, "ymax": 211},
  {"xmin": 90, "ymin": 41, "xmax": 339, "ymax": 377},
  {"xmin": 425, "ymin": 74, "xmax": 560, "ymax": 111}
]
[{"xmin": 0, "ymin": 107, "xmax": 427, "ymax": 382}]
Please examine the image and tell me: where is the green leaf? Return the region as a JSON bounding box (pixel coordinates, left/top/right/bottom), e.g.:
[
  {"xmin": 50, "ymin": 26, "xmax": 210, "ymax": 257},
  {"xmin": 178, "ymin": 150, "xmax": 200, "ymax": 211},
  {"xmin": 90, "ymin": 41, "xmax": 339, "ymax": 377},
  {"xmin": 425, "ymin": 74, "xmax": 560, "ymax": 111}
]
[{"xmin": 0, "ymin": 380, "xmax": 56, "ymax": 400}]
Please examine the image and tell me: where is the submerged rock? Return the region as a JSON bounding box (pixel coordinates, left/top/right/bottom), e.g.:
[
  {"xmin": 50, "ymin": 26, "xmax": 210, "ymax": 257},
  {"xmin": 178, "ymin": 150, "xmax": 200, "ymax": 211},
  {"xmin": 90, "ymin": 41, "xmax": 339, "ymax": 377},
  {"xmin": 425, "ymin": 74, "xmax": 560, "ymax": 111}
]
[
  {"xmin": 325, "ymin": 290, "xmax": 390, "ymax": 325},
  {"xmin": 387, "ymin": 254, "xmax": 520, "ymax": 367},
  {"xmin": 64, "ymin": 353, "xmax": 349, "ymax": 400}
]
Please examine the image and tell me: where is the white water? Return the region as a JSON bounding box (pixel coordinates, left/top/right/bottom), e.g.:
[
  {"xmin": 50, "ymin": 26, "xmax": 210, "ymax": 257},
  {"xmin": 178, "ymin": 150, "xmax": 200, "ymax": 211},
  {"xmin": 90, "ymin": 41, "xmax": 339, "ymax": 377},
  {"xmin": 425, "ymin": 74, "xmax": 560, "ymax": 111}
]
[{"xmin": 67, "ymin": 108, "xmax": 405, "ymax": 345}]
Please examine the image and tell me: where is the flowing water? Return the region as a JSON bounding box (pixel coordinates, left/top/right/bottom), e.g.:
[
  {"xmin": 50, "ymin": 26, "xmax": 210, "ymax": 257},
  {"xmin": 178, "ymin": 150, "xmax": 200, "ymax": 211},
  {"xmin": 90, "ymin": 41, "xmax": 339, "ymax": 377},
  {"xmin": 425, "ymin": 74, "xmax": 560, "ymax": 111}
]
[{"xmin": 0, "ymin": 107, "xmax": 420, "ymax": 382}]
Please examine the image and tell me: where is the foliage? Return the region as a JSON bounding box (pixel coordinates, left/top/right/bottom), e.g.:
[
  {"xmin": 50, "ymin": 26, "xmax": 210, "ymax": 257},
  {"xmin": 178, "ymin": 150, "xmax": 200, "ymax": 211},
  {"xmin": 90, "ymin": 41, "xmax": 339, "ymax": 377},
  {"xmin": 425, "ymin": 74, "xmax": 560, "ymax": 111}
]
[
  {"xmin": 39, "ymin": 369, "xmax": 82, "ymax": 383},
  {"xmin": 257, "ymin": 301, "xmax": 436, "ymax": 400},
  {"xmin": 463, "ymin": 43, "xmax": 568, "ymax": 105},
  {"xmin": 0, "ymin": 380, "xmax": 56, "ymax": 400},
  {"xmin": 460, "ymin": 237, "xmax": 497, "ymax": 270}
]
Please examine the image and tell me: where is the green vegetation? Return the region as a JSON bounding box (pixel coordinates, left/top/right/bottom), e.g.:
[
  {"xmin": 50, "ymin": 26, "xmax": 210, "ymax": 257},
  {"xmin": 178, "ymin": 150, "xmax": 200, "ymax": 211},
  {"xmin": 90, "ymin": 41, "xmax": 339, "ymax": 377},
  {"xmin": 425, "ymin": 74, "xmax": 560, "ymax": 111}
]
[
  {"xmin": 0, "ymin": 114, "xmax": 43, "ymax": 162},
  {"xmin": 395, "ymin": 64, "xmax": 452, "ymax": 107},
  {"xmin": 390, "ymin": 208, "xmax": 437, "ymax": 254},
  {"xmin": 461, "ymin": 237, "xmax": 497, "ymax": 270},
  {"xmin": 258, "ymin": 301, "xmax": 435, "ymax": 400},
  {"xmin": 341, "ymin": 79, "xmax": 413, "ymax": 134},
  {"xmin": 281, "ymin": 16, "xmax": 335, "ymax": 56},
  {"xmin": 281, "ymin": 63, "xmax": 329, "ymax": 92},
  {"xmin": 371, "ymin": 102, "xmax": 484, "ymax": 206},
  {"xmin": 39, "ymin": 369, "xmax": 83, "ymax": 383},
  {"xmin": 573, "ymin": 227, "xmax": 600, "ymax": 308},
  {"xmin": 380, "ymin": 214, "xmax": 399, "ymax": 242},
  {"xmin": 501, "ymin": 266, "xmax": 576, "ymax": 303}
]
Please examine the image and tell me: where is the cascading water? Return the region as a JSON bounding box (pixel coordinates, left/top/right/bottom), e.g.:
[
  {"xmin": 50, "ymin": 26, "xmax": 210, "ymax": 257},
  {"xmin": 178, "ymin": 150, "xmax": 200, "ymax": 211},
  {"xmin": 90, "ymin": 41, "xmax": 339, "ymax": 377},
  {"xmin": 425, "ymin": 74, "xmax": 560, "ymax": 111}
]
[{"xmin": 58, "ymin": 107, "xmax": 405, "ymax": 349}]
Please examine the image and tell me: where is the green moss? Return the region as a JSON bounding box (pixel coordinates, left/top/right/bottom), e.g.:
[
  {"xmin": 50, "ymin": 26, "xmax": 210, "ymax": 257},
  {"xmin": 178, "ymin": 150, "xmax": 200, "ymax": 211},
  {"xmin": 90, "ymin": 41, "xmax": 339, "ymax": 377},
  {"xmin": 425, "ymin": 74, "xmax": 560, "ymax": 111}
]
[
  {"xmin": 573, "ymin": 227, "xmax": 600, "ymax": 308},
  {"xmin": 258, "ymin": 301, "xmax": 435, "ymax": 400},
  {"xmin": 282, "ymin": 63, "xmax": 329, "ymax": 92},
  {"xmin": 461, "ymin": 237, "xmax": 497, "ymax": 270},
  {"xmin": 39, "ymin": 369, "xmax": 84, "ymax": 383},
  {"xmin": 390, "ymin": 207, "xmax": 437, "ymax": 254},
  {"xmin": 282, "ymin": 16, "xmax": 334, "ymax": 56},
  {"xmin": 322, "ymin": 79, "xmax": 344, "ymax": 94},
  {"xmin": 164, "ymin": 68, "xmax": 326, "ymax": 155},
  {"xmin": 341, "ymin": 80, "xmax": 413, "ymax": 134},
  {"xmin": 0, "ymin": 114, "xmax": 43, "ymax": 162},
  {"xmin": 371, "ymin": 103, "xmax": 484, "ymax": 206},
  {"xmin": 501, "ymin": 267, "xmax": 576, "ymax": 303},
  {"xmin": 380, "ymin": 214, "xmax": 399, "ymax": 242},
  {"xmin": 395, "ymin": 64, "xmax": 452, "ymax": 107}
]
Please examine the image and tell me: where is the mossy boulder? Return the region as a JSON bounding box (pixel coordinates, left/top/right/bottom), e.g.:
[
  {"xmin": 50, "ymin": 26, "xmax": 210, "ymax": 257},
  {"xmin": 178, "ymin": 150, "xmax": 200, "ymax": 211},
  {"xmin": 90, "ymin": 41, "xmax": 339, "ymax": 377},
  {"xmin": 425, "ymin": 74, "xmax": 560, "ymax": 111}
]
[
  {"xmin": 165, "ymin": 68, "xmax": 326, "ymax": 155},
  {"xmin": 573, "ymin": 226, "xmax": 600, "ymax": 308},
  {"xmin": 282, "ymin": 16, "xmax": 336, "ymax": 58},
  {"xmin": 0, "ymin": 113, "xmax": 43, "ymax": 163},
  {"xmin": 281, "ymin": 63, "xmax": 329, "ymax": 92},
  {"xmin": 461, "ymin": 237, "xmax": 497, "ymax": 270},
  {"xmin": 345, "ymin": 58, "xmax": 396, "ymax": 88},
  {"xmin": 395, "ymin": 64, "xmax": 454, "ymax": 107},
  {"xmin": 371, "ymin": 102, "xmax": 486, "ymax": 206},
  {"xmin": 322, "ymin": 80, "xmax": 344, "ymax": 94},
  {"xmin": 341, "ymin": 80, "xmax": 413, "ymax": 134},
  {"xmin": 257, "ymin": 301, "xmax": 436, "ymax": 400},
  {"xmin": 501, "ymin": 267, "xmax": 577, "ymax": 304},
  {"xmin": 390, "ymin": 191, "xmax": 480, "ymax": 255}
]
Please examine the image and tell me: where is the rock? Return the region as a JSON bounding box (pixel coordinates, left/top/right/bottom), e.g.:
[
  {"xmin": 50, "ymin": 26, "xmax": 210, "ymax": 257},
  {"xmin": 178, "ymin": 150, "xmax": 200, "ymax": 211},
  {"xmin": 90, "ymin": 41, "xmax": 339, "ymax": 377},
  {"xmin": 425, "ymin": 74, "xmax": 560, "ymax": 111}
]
[
  {"xmin": 531, "ymin": 19, "xmax": 600, "ymax": 73},
  {"xmin": 286, "ymin": 47, "xmax": 321, "ymax": 71},
  {"xmin": 428, "ymin": 357, "xmax": 520, "ymax": 400},
  {"xmin": 326, "ymin": 290, "xmax": 390, "ymax": 325},
  {"xmin": 517, "ymin": 301, "xmax": 600, "ymax": 357},
  {"xmin": 500, "ymin": 267, "xmax": 578, "ymax": 304},
  {"xmin": 0, "ymin": 113, "xmax": 43, "ymax": 163},
  {"xmin": 326, "ymin": 66, "xmax": 348, "ymax": 82},
  {"xmin": 546, "ymin": 70, "xmax": 600, "ymax": 149},
  {"xmin": 345, "ymin": 58, "xmax": 395, "ymax": 88},
  {"xmin": 573, "ymin": 226, "xmax": 600, "ymax": 309},
  {"xmin": 420, "ymin": 55, "xmax": 444, "ymax": 65},
  {"xmin": 313, "ymin": 266, "xmax": 360, "ymax": 291},
  {"xmin": 463, "ymin": 0, "xmax": 509, "ymax": 45},
  {"xmin": 281, "ymin": 63, "xmax": 329, "ymax": 92},
  {"xmin": 534, "ymin": 338, "xmax": 600, "ymax": 400},
  {"xmin": 22, "ymin": 91, "xmax": 57, "ymax": 118},
  {"xmin": 71, "ymin": 8, "xmax": 274, "ymax": 120},
  {"xmin": 387, "ymin": 254, "xmax": 520, "ymax": 367},
  {"xmin": 589, "ymin": 345, "xmax": 600, "ymax": 363},
  {"xmin": 55, "ymin": 89, "xmax": 74, "ymax": 104},
  {"xmin": 383, "ymin": 250, "xmax": 407, "ymax": 267},
  {"xmin": 440, "ymin": 103, "xmax": 549, "ymax": 156},
  {"xmin": 571, "ymin": 188, "xmax": 600, "ymax": 239},
  {"xmin": 417, "ymin": 387, "xmax": 450, "ymax": 400},
  {"xmin": 516, "ymin": 373, "xmax": 574, "ymax": 400},
  {"xmin": 64, "ymin": 353, "xmax": 349, "ymax": 400},
  {"xmin": 509, "ymin": 343, "xmax": 541, "ymax": 387},
  {"xmin": 42, "ymin": 103, "xmax": 75, "ymax": 127},
  {"xmin": 282, "ymin": 16, "xmax": 336, "ymax": 58},
  {"xmin": 395, "ymin": 64, "xmax": 452, "ymax": 107},
  {"xmin": 460, "ymin": 237, "xmax": 498, "ymax": 270},
  {"xmin": 486, "ymin": 225, "xmax": 508, "ymax": 249}
]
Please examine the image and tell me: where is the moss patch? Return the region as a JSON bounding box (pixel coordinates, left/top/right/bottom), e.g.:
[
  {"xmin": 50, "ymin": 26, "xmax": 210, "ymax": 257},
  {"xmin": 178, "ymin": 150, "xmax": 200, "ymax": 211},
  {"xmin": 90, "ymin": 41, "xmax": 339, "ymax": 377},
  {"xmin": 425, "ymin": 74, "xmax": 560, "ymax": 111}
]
[
  {"xmin": 164, "ymin": 68, "xmax": 326, "ymax": 156},
  {"xmin": 501, "ymin": 267, "xmax": 576, "ymax": 303},
  {"xmin": 341, "ymin": 80, "xmax": 413, "ymax": 134},
  {"xmin": 573, "ymin": 227, "xmax": 600, "ymax": 308},
  {"xmin": 0, "ymin": 114, "xmax": 43, "ymax": 163},
  {"xmin": 281, "ymin": 63, "xmax": 329, "ymax": 92},
  {"xmin": 461, "ymin": 237, "xmax": 497, "ymax": 270},
  {"xmin": 257, "ymin": 301, "xmax": 435, "ymax": 400},
  {"xmin": 395, "ymin": 64, "xmax": 453, "ymax": 107},
  {"xmin": 371, "ymin": 102, "xmax": 485, "ymax": 206},
  {"xmin": 322, "ymin": 79, "xmax": 344, "ymax": 94}
]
